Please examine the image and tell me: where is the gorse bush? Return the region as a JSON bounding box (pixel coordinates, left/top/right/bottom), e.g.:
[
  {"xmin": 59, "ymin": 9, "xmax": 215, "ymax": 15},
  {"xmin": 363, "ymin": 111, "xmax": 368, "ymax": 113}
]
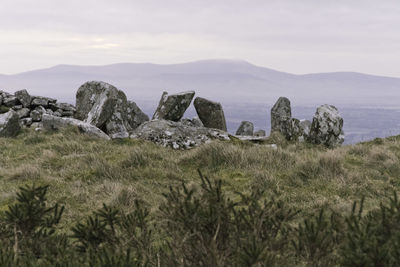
[{"xmin": 1, "ymin": 173, "xmax": 400, "ymax": 266}]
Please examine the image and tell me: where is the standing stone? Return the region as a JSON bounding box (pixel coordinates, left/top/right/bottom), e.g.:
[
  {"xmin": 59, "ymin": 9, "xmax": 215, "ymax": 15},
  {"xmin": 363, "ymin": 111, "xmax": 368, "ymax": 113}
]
[
  {"xmin": 14, "ymin": 89, "xmax": 32, "ymax": 108},
  {"xmin": 152, "ymin": 91, "xmax": 195, "ymax": 121},
  {"xmin": 309, "ymin": 104, "xmax": 344, "ymax": 147},
  {"xmin": 0, "ymin": 110, "xmax": 20, "ymax": 137},
  {"xmin": 236, "ymin": 121, "xmax": 254, "ymax": 136},
  {"xmin": 254, "ymin": 130, "xmax": 266, "ymax": 137},
  {"xmin": 126, "ymin": 101, "xmax": 149, "ymax": 129},
  {"xmin": 75, "ymin": 81, "xmax": 132, "ymax": 139},
  {"xmin": 193, "ymin": 97, "xmax": 227, "ymax": 131},
  {"xmin": 271, "ymin": 97, "xmax": 292, "ymax": 138}
]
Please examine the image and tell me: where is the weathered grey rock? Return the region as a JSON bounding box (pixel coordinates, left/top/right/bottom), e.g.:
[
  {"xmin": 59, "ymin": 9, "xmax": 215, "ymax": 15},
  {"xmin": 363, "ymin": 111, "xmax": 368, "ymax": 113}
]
[
  {"xmin": 0, "ymin": 94, "xmax": 3, "ymax": 105},
  {"xmin": 75, "ymin": 81, "xmax": 132, "ymax": 139},
  {"xmin": 20, "ymin": 117, "xmax": 33, "ymax": 127},
  {"xmin": 16, "ymin": 108, "xmax": 30, "ymax": 118},
  {"xmin": 236, "ymin": 121, "xmax": 254, "ymax": 136},
  {"xmin": 42, "ymin": 114, "xmax": 110, "ymax": 140},
  {"xmin": 299, "ymin": 119, "xmax": 312, "ymax": 141},
  {"xmin": 53, "ymin": 111, "xmax": 62, "ymax": 117},
  {"xmin": 309, "ymin": 104, "xmax": 344, "ymax": 147},
  {"xmin": 131, "ymin": 119, "xmax": 230, "ymax": 149},
  {"xmin": 194, "ymin": 97, "xmax": 227, "ymax": 131},
  {"xmin": 181, "ymin": 117, "xmax": 204, "ymax": 128},
  {"xmin": 271, "ymin": 97, "xmax": 292, "ymax": 137},
  {"xmin": 31, "ymin": 97, "xmax": 50, "ymax": 107},
  {"xmin": 254, "ymin": 130, "xmax": 266, "ymax": 137},
  {"xmin": 3, "ymin": 96, "xmax": 18, "ymax": 107},
  {"xmin": 12, "ymin": 105, "xmax": 23, "ymax": 111},
  {"xmin": 0, "ymin": 110, "xmax": 20, "ymax": 137},
  {"xmin": 14, "ymin": 89, "xmax": 32, "ymax": 108},
  {"xmin": 30, "ymin": 110, "xmax": 42, "ymax": 122},
  {"xmin": 31, "ymin": 122, "xmax": 43, "ymax": 130},
  {"xmin": 55, "ymin": 102, "xmax": 76, "ymax": 112},
  {"xmin": 152, "ymin": 91, "xmax": 195, "ymax": 121},
  {"xmin": 126, "ymin": 101, "xmax": 149, "ymax": 129}
]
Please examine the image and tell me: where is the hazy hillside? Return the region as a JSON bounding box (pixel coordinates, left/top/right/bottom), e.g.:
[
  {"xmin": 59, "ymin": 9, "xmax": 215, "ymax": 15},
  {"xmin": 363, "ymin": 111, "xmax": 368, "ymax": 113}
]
[{"xmin": 1, "ymin": 59, "xmax": 400, "ymax": 143}]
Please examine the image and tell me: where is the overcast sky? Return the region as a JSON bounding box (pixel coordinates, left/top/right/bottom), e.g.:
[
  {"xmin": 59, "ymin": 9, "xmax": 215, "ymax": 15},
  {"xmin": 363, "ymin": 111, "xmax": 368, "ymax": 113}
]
[{"xmin": 0, "ymin": 0, "xmax": 399, "ymax": 76}]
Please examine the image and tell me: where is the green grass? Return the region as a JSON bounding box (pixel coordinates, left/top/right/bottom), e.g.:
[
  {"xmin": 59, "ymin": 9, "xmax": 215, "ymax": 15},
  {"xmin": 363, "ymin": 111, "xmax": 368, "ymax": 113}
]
[{"xmin": 1, "ymin": 126, "xmax": 400, "ymax": 228}]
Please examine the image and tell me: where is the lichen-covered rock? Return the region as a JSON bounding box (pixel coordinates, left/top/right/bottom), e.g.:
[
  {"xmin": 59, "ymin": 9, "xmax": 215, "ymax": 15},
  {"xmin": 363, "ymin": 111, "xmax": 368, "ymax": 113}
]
[
  {"xmin": 126, "ymin": 101, "xmax": 149, "ymax": 129},
  {"xmin": 30, "ymin": 110, "xmax": 42, "ymax": 122},
  {"xmin": 271, "ymin": 97, "xmax": 292, "ymax": 137},
  {"xmin": 31, "ymin": 96, "xmax": 56, "ymax": 107},
  {"xmin": 0, "ymin": 110, "xmax": 20, "ymax": 137},
  {"xmin": 75, "ymin": 81, "xmax": 133, "ymax": 139},
  {"xmin": 236, "ymin": 121, "xmax": 254, "ymax": 136},
  {"xmin": 152, "ymin": 91, "xmax": 194, "ymax": 121},
  {"xmin": 309, "ymin": 104, "xmax": 344, "ymax": 147},
  {"xmin": 42, "ymin": 114, "xmax": 110, "ymax": 140},
  {"xmin": 181, "ymin": 117, "xmax": 204, "ymax": 128},
  {"xmin": 3, "ymin": 96, "xmax": 18, "ymax": 107},
  {"xmin": 299, "ymin": 119, "xmax": 312, "ymax": 141},
  {"xmin": 16, "ymin": 108, "xmax": 30, "ymax": 119},
  {"xmin": 254, "ymin": 130, "xmax": 266, "ymax": 137},
  {"xmin": 131, "ymin": 119, "xmax": 230, "ymax": 149},
  {"xmin": 20, "ymin": 117, "xmax": 33, "ymax": 127},
  {"xmin": 194, "ymin": 97, "xmax": 227, "ymax": 131},
  {"xmin": 14, "ymin": 89, "xmax": 32, "ymax": 108}
]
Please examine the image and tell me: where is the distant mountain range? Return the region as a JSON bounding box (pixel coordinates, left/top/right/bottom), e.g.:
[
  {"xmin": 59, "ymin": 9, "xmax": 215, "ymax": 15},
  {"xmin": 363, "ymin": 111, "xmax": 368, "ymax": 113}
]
[
  {"xmin": 1, "ymin": 59, "xmax": 399, "ymax": 108},
  {"xmin": 1, "ymin": 59, "xmax": 400, "ymax": 143}
]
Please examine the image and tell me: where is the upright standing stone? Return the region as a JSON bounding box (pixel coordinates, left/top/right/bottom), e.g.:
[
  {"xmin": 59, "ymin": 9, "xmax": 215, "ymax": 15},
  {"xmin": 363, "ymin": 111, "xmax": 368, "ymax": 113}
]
[
  {"xmin": 271, "ymin": 97, "xmax": 292, "ymax": 137},
  {"xmin": 152, "ymin": 91, "xmax": 195, "ymax": 121},
  {"xmin": 193, "ymin": 97, "xmax": 227, "ymax": 131},
  {"xmin": 14, "ymin": 89, "xmax": 32, "ymax": 108},
  {"xmin": 0, "ymin": 110, "xmax": 20, "ymax": 137},
  {"xmin": 309, "ymin": 104, "xmax": 344, "ymax": 147},
  {"xmin": 236, "ymin": 121, "xmax": 254, "ymax": 136}
]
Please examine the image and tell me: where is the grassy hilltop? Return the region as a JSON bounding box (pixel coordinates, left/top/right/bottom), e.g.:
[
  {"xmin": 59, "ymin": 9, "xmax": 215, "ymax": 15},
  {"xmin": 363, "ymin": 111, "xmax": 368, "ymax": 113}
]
[{"xmin": 1, "ymin": 128, "xmax": 400, "ymax": 265}]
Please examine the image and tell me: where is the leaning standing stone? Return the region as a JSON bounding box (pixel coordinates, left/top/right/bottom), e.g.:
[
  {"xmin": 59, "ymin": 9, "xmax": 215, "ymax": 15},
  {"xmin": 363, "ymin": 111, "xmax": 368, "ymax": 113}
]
[
  {"xmin": 309, "ymin": 104, "xmax": 344, "ymax": 147},
  {"xmin": 0, "ymin": 110, "xmax": 20, "ymax": 137},
  {"xmin": 236, "ymin": 121, "xmax": 254, "ymax": 136},
  {"xmin": 152, "ymin": 91, "xmax": 195, "ymax": 121},
  {"xmin": 193, "ymin": 97, "xmax": 227, "ymax": 131}
]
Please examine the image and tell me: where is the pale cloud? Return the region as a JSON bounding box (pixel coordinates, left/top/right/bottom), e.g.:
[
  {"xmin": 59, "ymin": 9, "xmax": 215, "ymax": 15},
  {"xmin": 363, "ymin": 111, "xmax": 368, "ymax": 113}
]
[{"xmin": 0, "ymin": 0, "xmax": 399, "ymax": 76}]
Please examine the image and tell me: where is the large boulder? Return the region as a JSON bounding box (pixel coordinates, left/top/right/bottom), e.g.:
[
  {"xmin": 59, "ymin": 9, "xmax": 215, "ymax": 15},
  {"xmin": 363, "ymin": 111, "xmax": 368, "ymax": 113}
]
[
  {"xmin": 0, "ymin": 110, "xmax": 20, "ymax": 137},
  {"xmin": 193, "ymin": 97, "xmax": 227, "ymax": 131},
  {"xmin": 236, "ymin": 121, "xmax": 254, "ymax": 136},
  {"xmin": 126, "ymin": 101, "xmax": 149, "ymax": 129},
  {"xmin": 75, "ymin": 81, "xmax": 141, "ymax": 139},
  {"xmin": 42, "ymin": 114, "xmax": 110, "ymax": 140},
  {"xmin": 14, "ymin": 89, "xmax": 32, "ymax": 108},
  {"xmin": 131, "ymin": 119, "xmax": 230, "ymax": 149},
  {"xmin": 309, "ymin": 104, "xmax": 344, "ymax": 147},
  {"xmin": 152, "ymin": 91, "xmax": 195, "ymax": 121}
]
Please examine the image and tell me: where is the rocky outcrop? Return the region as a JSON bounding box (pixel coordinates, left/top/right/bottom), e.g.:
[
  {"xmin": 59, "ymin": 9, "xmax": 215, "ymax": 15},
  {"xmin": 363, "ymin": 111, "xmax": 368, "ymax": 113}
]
[
  {"xmin": 193, "ymin": 97, "xmax": 227, "ymax": 131},
  {"xmin": 131, "ymin": 119, "xmax": 230, "ymax": 149},
  {"xmin": 14, "ymin": 89, "xmax": 32, "ymax": 108},
  {"xmin": 152, "ymin": 91, "xmax": 194, "ymax": 121},
  {"xmin": 75, "ymin": 81, "xmax": 147, "ymax": 139},
  {"xmin": 42, "ymin": 114, "xmax": 110, "ymax": 140},
  {"xmin": 309, "ymin": 104, "xmax": 344, "ymax": 147},
  {"xmin": 236, "ymin": 121, "xmax": 254, "ymax": 136},
  {"xmin": 0, "ymin": 110, "xmax": 20, "ymax": 137}
]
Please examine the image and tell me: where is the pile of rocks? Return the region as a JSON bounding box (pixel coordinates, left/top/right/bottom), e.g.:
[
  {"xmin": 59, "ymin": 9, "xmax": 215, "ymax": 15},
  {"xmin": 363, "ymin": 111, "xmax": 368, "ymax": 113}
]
[{"xmin": 0, "ymin": 89, "xmax": 77, "ymax": 136}]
